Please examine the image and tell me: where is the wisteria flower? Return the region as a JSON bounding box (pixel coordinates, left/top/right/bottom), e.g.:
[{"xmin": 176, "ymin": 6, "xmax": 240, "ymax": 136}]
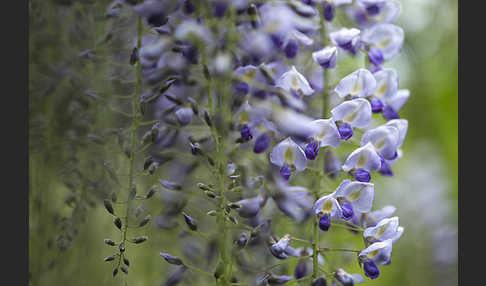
[
  {"xmin": 360, "ymin": 124, "xmax": 400, "ymax": 160},
  {"xmin": 361, "ymin": 23, "xmax": 404, "ymax": 60},
  {"xmin": 354, "ymin": 0, "xmax": 401, "ymax": 27},
  {"xmin": 276, "ymin": 66, "xmax": 315, "ymax": 97},
  {"xmin": 363, "ymin": 216, "xmax": 403, "ymax": 243},
  {"xmin": 342, "ymin": 142, "xmax": 382, "ymax": 182},
  {"xmin": 273, "ymin": 179, "xmax": 313, "ymax": 222},
  {"xmin": 334, "ymin": 68, "xmax": 376, "ymax": 98},
  {"xmin": 370, "ymin": 68, "xmax": 399, "ymax": 112},
  {"xmin": 335, "ymin": 179, "xmax": 374, "ymax": 220},
  {"xmin": 270, "ymin": 137, "xmax": 307, "ymax": 180},
  {"xmin": 382, "ymin": 89, "xmax": 410, "ymax": 120},
  {"xmin": 234, "ymin": 195, "xmax": 267, "ymax": 218},
  {"xmin": 359, "ymin": 238, "xmax": 393, "ymax": 266},
  {"xmin": 330, "ymin": 28, "xmax": 361, "ymax": 53},
  {"xmin": 312, "ymin": 46, "xmax": 338, "ymax": 69},
  {"xmin": 331, "ymin": 98, "xmax": 372, "ymax": 139},
  {"xmin": 313, "ymin": 192, "xmax": 342, "ymax": 231}
]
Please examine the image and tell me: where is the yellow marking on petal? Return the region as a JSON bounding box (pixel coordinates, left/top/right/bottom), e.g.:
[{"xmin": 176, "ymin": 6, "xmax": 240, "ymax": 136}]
[
  {"xmin": 284, "ymin": 147, "xmax": 294, "ymax": 165},
  {"xmin": 376, "ymin": 39, "xmax": 391, "ymax": 49},
  {"xmin": 356, "ymin": 154, "xmax": 367, "ymax": 169},
  {"xmin": 351, "ymin": 82, "xmax": 362, "ymax": 95},
  {"xmin": 242, "ymin": 70, "xmax": 256, "ymax": 83},
  {"xmin": 375, "ymin": 225, "xmax": 387, "ymax": 239},
  {"xmin": 240, "ymin": 111, "xmax": 249, "ymax": 124},
  {"xmin": 347, "ymin": 191, "xmax": 361, "ymax": 202},
  {"xmin": 367, "ymin": 250, "xmax": 379, "ymax": 259},
  {"xmin": 344, "ymin": 110, "xmax": 358, "ymax": 123},
  {"xmin": 291, "ymin": 75, "xmax": 299, "ymax": 90},
  {"xmin": 321, "ymin": 199, "xmax": 334, "ymax": 213},
  {"xmin": 376, "ymin": 83, "xmax": 388, "ymax": 97},
  {"xmin": 375, "ymin": 139, "xmax": 385, "ymax": 150}
]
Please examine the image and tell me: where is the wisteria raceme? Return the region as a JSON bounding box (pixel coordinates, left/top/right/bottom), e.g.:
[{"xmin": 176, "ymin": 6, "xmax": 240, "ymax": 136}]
[{"xmin": 95, "ymin": 0, "xmax": 411, "ymax": 284}]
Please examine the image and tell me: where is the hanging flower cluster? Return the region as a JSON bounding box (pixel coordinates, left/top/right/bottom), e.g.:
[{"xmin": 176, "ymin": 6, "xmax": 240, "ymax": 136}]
[{"xmin": 101, "ymin": 0, "xmax": 410, "ymax": 285}]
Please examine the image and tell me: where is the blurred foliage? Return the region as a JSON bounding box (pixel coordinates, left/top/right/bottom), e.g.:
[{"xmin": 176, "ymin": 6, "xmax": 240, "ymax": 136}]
[{"xmin": 29, "ymin": 0, "xmax": 457, "ymax": 286}]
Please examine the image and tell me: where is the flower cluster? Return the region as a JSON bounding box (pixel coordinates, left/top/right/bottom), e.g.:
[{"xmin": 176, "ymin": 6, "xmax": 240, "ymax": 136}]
[{"xmin": 102, "ymin": 0, "xmax": 411, "ymax": 284}]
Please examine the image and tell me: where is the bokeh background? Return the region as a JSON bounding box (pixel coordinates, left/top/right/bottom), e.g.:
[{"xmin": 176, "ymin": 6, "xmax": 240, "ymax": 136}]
[{"xmin": 29, "ymin": 0, "xmax": 457, "ymax": 285}]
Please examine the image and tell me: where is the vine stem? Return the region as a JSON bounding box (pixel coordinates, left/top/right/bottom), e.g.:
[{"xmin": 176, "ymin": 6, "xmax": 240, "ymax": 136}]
[{"xmin": 118, "ymin": 12, "xmax": 143, "ymax": 269}]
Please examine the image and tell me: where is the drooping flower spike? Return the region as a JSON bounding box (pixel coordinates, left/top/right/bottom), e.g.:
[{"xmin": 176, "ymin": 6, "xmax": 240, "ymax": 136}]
[{"xmin": 270, "ymin": 137, "xmax": 308, "ymax": 180}]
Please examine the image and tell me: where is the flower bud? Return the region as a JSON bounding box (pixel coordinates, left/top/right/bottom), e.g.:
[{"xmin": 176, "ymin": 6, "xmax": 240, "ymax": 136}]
[
  {"xmin": 363, "ymin": 259, "xmax": 380, "ymax": 279},
  {"xmin": 104, "ymin": 255, "xmax": 116, "ymax": 262},
  {"xmin": 353, "ymin": 168, "xmax": 371, "ymax": 182},
  {"xmin": 113, "ymin": 217, "xmax": 122, "ymax": 230},
  {"xmin": 146, "ymin": 185, "xmax": 157, "ymax": 198},
  {"xmin": 294, "ymin": 259, "xmax": 308, "ymax": 279},
  {"xmin": 104, "ymin": 239, "xmax": 116, "ymax": 246},
  {"xmin": 253, "ymin": 133, "xmax": 271, "ymax": 154},
  {"xmin": 319, "ymin": 214, "xmax": 331, "ymax": 231},
  {"xmin": 123, "ymin": 257, "xmax": 130, "ymax": 267},
  {"xmin": 104, "ymin": 199, "xmax": 114, "ymax": 215},
  {"xmin": 112, "ymin": 267, "xmax": 118, "ymax": 277},
  {"xmin": 337, "ymin": 122, "xmax": 353, "ymax": 140},
  {"xmin": 139, "ymin": 215, "xmax": 151, "ymax": 227},
  {"xmin": 160, "ymin": 253, "xmax": 184, "ymax": 265},
  {"xmin": 305, "ymin": 140, "xmax": 319, "ymax": 160},
  {"xmin": 182, "ymin": 212, "xmax": 197, "ymax": 231},
  {"xmin": 131, "ymin": 236, "xmax": 148, "ymax": 244},
  {"xmin": 235, "ymin": 234, "xmax": 248, "ymax": 248}
]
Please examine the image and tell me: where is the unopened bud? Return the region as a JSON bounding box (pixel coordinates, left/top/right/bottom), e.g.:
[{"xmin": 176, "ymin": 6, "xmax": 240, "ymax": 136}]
[
  {"xmin": 113, "ymin": 217, "xmax": 122, "ymax": 230},
  {"xmin": 104, "ymin": 199, "xmax": 114, "ymax": 215},
  {"xmin": 112, "ymin": 267, "xmax": 118, "ymax": 277},
  {"xmin": 131, "ymin": 236, "xmax": 148, "ymax": 244},
  {"xmin": 123, "ymin": 257, "xmax": 130, "ymax": 267},
  {"xmin": 120, "ymin": 266, "xmax": 128, "ymax": 274},
  {"xmin": 207, "ymin": 210, "xmax": 217, "ymax": 216},
  {"xmin": 160, "ymin": 253, "xmax": 183, "ymax": 265},
  {"xmin": 104, "ymin": 255, "xmax": 116, "ymax": 262},
  {"xmin": 139, "ymin": 215, "xmax": 151, "ymax": 227},
  {"xmin": 104, "ymin": 239, "xmax": 116, "ymax": 246},
  {"xmin": 182, "ymin": 212, "xmax": 197, "ymax": 231}
]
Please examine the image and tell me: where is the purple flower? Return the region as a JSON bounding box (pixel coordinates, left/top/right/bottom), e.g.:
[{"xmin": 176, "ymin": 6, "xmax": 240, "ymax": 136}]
[
  {"xmin": 340, "ymin": 201, "xmax": 354, "ymax": 220},
  {"xmin": 235, "ymin": 82, "xmax": 250, "ymax": 95},
  {"xmin": 305, "ymin": 141, "xmax": 320, "ymax": 160},
  {"xmin": 354, "ymin": 168, "xmax": 371, "ymax": 182},
  {"xmin": 280, "ymin": 164, "xmax": 292, "ymax": 180},
  {"xmin": 369, "ymin": 48, "xmax": 384, "ymax": 66},
  {"xmin": 254, "ymin": 133, "xmax": 271, "ymax": 153},
  {"xmin": 370, "ymin": 98, "xmax": 385, "ymax": 113},
  {"xmin": 383, "ymin": 105, "xmax": 400, "ymax": 120},
  {"xmin": 324, "ymin": 2, "xmax": 335, "ymax": 21},
  {"xmin": 284, "ymin": 39, "xmax": 299, "ymax": 59},
  {"xmin": 338, "ymin": 122, "xmax": 353, "ymax": 140},
  {"xmin": 319, "ymin": 213, "xmax": 331, "ymax": 231},
  {"xmin": 363, "ymin": 259, "xmax": 380, "ymax": 279},
  {"xmin": 294, "ymin": 259, "xmax": 308, "ymax": 279},
  {"xmin": 240, "ymin": 124, "xmax": 254, "ymax": 142}
]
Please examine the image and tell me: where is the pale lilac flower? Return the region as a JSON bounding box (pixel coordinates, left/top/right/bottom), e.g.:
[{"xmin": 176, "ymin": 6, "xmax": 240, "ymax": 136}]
[
  {"xmin": 273, "ymin": 179, "xmax": 313, "ymax": 222},
  {"xmin": 372, "ymin": 68, "xmax": 399, "ymax": 104},
  {"xmin": 270, "ymin": 137, "xmax": 307, "ymax": 179},
  {"xmin": 312, "ymin": 46, "xmax": 338, "ymax": 69},
  {"xmin": 309, "ymin": 119, "xmax": 341, "ymax": 148},
  {"xmin": 363, "ymin": 217, "xmax": 402, "ymax": 243},
  {"xmin": 342, "ymin": 142, "xmax": 382, "ymax": 172},
  {"xmin": 276, "ymin": 66, "xmax": 315, "ymax": 97},
  {"xmin": 334, "ymin": 69, "xmax": 376, "ymax": 98},
  {"xmin": 331, "ymin": 98, "xmax": 372, "ymax": 129},
  {"xmin": 359, "ymin": 239, "xmax": 393, "ymax": 265},
  {"xmin": 360, "ymin": 124, "xmax": 400, "ymax": 160},
  {"xmin": 335, "ymin": 179, "xmax": 375, "ymax": 215},
  {"xmin": 330, "ymin": 28, "xmax": 361, "ymax": 53},
  {"xmin": 361, "ymin": 23, "xmax": 404, "ymax": 60}
]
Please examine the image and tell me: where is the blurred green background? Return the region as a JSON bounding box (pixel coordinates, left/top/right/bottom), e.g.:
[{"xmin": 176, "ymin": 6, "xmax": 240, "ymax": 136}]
[{"xmin": 29, "ymin": 0, "xmax": 457, "ymax": 285}]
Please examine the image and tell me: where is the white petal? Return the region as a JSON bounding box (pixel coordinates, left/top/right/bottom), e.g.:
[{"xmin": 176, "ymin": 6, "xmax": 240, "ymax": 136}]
[
  {"xmin": 361, "ymin": 23, "xmax": 404, "ymax": 60},
  {"xmin": 269, "ymin": 137, "xmax": 307, "ymax": 171},
  {"xmin": 276, "ymin": 66, "xmax": 315, "ymax": 96},
  {"xmin": 392, "ymin": 226, "xmax": 404, "ymax": 243},
  {"xmin": 310, "ymin": 119, "xmax": 341, "ymax": 148},
  {"xmin": 342, "ymin": 142, "xmax": 382, "ymax": 172},
  {"xmin": 385, "ymin": 119, "xmax": 408, "ymax": 148},
  {"xmin": 313, "ymin": 193, "xmax": 342, "ymax": 219},
  {"xmin": 360, "ymin": 125, "xmax": 400, "ymax": 160},
  {"xmin": 373, "ymin": 68, "xmax": 398, "ymax": 100},
  {"xmin": 331, "ymin": 98, "xmax": 372, "ymax": 128},
  {"xmin": 334, "ymin": 69, "xmax": 376, "ymax": 98},
  {"xmin": 359, "ymin": 239, "xmax": 393, "ymax": 265},
  {"xmin": 363, "ymin": 217, "xmax": 399, "ymax": 241},
  {"xmin": 312, "ymin": 46, "xmax": 338, "ymax": 69},
  {"xmin": 330, "ymin": 28, "xmax": 361, "ymax": 49},
  {"xmin": 336, "ymin": 180, "xmax": 374, "ymax": 213},
  {"xmin": 386, "ymin": 89, "xmax": 410, "ymax": 111}
]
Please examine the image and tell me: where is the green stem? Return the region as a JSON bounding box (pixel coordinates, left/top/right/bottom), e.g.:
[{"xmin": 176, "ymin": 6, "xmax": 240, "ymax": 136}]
[
  {"xmin": 312, "ymin": 215, "xmax": 320, "ymax": 279},
  {"xmin": 119, "ymin": 12, "xmax": 143, "ymax": 262}
]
